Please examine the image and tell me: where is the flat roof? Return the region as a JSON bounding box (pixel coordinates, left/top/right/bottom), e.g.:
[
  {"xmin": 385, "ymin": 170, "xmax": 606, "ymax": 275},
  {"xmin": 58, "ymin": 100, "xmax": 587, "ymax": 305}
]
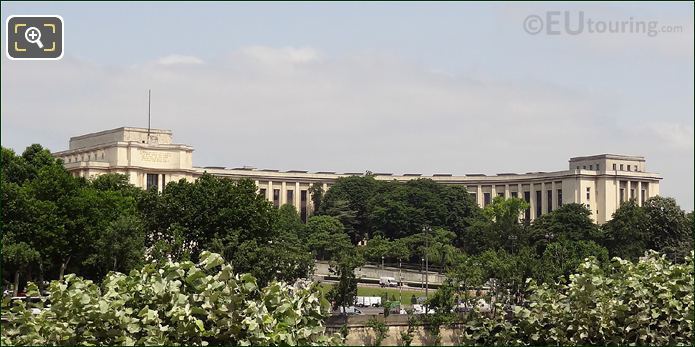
[
  {"xmin": 569, "ymin": 154, "xmax": 645, "ymax": 161},
  {"xmin": 69, "ymin": 126, "xmax": 172, "ymax": 141}
]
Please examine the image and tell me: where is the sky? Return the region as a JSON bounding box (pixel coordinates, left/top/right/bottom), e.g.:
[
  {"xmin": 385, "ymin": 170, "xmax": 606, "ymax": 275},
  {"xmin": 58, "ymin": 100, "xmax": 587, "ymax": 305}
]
[{"xmin": 1, "ymin": 2, "xmax": 693, "ymax": 210}]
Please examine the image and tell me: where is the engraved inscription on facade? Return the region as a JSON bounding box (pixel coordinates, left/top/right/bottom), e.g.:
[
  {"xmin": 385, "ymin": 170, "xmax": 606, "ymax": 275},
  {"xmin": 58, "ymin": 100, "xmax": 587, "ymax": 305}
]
[{"xmin": 140, "ymin": 150, "xmax": 171, "ymax": 163}]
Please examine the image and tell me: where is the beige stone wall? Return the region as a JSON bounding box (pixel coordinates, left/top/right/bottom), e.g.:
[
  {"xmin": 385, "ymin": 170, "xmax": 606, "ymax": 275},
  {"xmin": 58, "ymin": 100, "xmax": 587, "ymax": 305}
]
[
  {"xmin": 54, "ymin": 127, "xmax": 662, "ymax": 223},
  {"xmin": 69, "ymin": 127, "xmax": 173, "ymax": 150},
  {"xmin": 326, "ymin": 315, "xmax": 467, "ymax": 346}
]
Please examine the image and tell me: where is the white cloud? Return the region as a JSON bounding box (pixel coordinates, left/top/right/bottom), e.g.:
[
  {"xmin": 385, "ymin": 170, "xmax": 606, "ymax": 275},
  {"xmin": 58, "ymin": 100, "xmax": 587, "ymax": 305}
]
[
  {"xmin": 1, "ymin": 45, "xmax": 692, "ymax": 209},
  {"xmin": 233, "ymin": 46, "xmax": 322, "ymax": 67},
  {"xmin": 156, "ymin": 54, "xmax": 205, "ymax": 65},
  {"xmin": 646, "ymin": 122, "xmax": 694, "ymax": 151}
]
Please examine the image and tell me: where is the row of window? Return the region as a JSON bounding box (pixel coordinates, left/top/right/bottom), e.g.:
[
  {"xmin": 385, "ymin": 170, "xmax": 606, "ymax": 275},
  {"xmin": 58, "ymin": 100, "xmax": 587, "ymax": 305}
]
[
  {"xmin": 620, "ymin": 188, "xmax": 647, "ymax": 205},
  {"xmin": 577, "ymin": 163, "xmax": 601, "ymax": 171},
  {"xmin": 613, "ymin": 163, "xmax": 639, "ymax": 172},
  {"xmin": 576, "ymin": 163, "xmax": 641, "ymax": 172},
  {"xmin": 475, "ymin": 189, "xmax": 563, "ymax": 220},
  {"xmin": 64, "ymin": 151, "xmax": 106, "ymax": 163}
]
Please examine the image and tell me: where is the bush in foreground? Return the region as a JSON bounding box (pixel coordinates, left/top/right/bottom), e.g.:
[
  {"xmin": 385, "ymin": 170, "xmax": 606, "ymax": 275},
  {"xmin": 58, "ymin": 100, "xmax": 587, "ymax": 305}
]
[
  {"xmin": 1, "ymin": 252, "xmax": 341, "ymax": 346},
  {"xmin": 462, "ymin": 251, "xmax": 694, "ymax": 345}
]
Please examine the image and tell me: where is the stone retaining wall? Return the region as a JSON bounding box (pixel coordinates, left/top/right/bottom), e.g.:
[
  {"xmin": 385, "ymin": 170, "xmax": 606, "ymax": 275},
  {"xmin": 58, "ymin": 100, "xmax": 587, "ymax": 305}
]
[{"xmin": 326, "ymin": 314, "xmax": 468, "ymax": 346}]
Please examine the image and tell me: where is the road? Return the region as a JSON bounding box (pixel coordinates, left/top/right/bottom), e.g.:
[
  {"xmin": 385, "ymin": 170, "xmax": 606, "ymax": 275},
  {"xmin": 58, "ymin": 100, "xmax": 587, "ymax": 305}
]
[{"xmin": 319, "ymin": 279, "xmax": 431, "ymax": 292}]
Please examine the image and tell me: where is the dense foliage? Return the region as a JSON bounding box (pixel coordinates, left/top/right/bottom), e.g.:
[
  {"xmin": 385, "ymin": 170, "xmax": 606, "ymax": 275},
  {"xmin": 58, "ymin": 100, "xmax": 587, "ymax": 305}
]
[
  {"xmin": 461, "ymin": 252, "xmax": 694, "ymax": 346},
  {"xmin": 3, "ymin": 143, "xmax": 693, "ymax": 324},
  {"xmin": 1, "ymin": 252, "xmax": 341, "ymax": 346},
  {"xmin": 2, "ymin": 145, "xmax": 315, "ymax": 291},
  {"xmin": 2, "ymin": 146, "xmax": 144, "ymax": 292},
  {"xmin": 317, "ymin": 176, "xmax": 480, "ymax": 246}
]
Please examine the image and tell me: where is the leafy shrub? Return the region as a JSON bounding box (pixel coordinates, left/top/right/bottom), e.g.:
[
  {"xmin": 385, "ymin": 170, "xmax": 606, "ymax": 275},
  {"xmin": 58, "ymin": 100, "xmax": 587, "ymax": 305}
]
[
  {"xmin": 366, "ymin": 317, "xmax": 389, "ymax": 346},
  {"xmin": 1, "ymin": 252, "xmax": 342, "ymax": 346},
  {"xmin": 461, "ymin": 251, "xmax": 694, "ymax": 345}
]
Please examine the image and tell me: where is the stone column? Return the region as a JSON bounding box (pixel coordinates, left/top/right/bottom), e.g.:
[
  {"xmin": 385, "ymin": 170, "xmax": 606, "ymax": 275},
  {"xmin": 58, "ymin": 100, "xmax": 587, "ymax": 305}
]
[
  {"xmin": 504, "ymin": 184, "xmax": 510, "ymax": 198},
  {"xmin": 267, "ymin": 180, "xmax": 273, "ymax": 202},
  {"xmin": 295, "ymin": 182, "xmax": 301, "ymax": 210},
  {"xmin": 626, "ymin": 181, "xmax": 631, "ymax": 201},
  {"xmin": 637, "ymin": 181, "xmax": 642, "ymax": 206},
  {"xmin": 551, "ymin": 181, "xmax": 557, "ymax": 210},
  {"xmin": 616, "ymin": 179, "xmax": 620, "ymax": 206},
  {"xmin": 476, "ymin": 185, "xmax": 483, "ymax": 207},
  {"xmin": 281, "ymin": 181, "xmax": 287, "ymax": 205},
  {"xmin": 540, "ymin": 182, "xmax": 546, "ymax": 214}
]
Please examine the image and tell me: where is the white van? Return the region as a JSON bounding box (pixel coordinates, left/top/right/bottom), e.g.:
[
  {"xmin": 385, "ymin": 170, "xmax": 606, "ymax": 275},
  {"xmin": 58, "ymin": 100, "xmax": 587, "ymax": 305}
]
[
  {"xmin": 355, "ymin": 296, "xmax": 382, "ymax": 307},
  {"xmin": 379, "ymin": 277, "xmax": 398, "ymax": 287}
]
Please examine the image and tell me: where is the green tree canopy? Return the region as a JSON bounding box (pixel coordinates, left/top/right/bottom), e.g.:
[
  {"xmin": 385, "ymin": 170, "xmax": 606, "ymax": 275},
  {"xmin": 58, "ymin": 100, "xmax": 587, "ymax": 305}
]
[
  {"xmin": 305, "ymin": 215, "xmax": 352, "ymax": 261},
  {"xmin": 529, "ymin": 203, "xmax": 601, "ymax": 251},
  {"xmin": 642, "ymin": 196, "xmax": 692, "ymax": 262},
  {"xmin": 601, "ymin": 200, "xmax": 649, "ymax": 260}
]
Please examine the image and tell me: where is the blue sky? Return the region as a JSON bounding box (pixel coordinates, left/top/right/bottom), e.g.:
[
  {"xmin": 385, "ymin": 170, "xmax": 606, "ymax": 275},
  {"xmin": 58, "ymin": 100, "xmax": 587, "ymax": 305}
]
[{"xmin": 1, "ymin": 1, "xmax": 693, "ymax": 209}]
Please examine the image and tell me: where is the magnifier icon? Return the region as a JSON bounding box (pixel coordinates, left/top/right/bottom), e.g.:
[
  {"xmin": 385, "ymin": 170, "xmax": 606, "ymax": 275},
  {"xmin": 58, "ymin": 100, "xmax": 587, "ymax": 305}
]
[{"xmin": 25, "ymin": 27, "xmax": 44, "ymax": 49}]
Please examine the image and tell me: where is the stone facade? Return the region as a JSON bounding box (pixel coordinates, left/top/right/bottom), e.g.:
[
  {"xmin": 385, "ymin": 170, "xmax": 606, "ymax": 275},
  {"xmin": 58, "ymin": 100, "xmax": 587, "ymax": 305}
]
[{"xmin": 53, "ymin": 127, "xmax": 662, "ymax": 224}]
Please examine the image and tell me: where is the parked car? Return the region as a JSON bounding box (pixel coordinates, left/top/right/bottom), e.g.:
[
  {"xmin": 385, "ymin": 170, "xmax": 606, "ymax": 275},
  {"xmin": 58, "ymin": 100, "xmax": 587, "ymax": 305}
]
[
  {"xmin": 334, "ymin": 306, "xmax": 362, "ymax": 315},
  {"xmin": 411, "ymin": 304, "xmax": 437, "ymax": 314},
  {"xmin": 379, "ymin": 276, "xmax": 398, "ymax": 287}
]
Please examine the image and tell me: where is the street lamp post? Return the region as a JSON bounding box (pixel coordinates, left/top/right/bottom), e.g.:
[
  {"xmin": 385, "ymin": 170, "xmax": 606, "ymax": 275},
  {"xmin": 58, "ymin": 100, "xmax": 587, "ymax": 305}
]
[
  {"xmin": 424, "ymin": 226, "xmax": 430, "ymax": 301},
  {"xmin": 420, "ymin": 257, "xmax": 424, "ymax": 290},
  {"xmin": 399, "ymin": 258, "xmax": 402, "ymax": 303}
]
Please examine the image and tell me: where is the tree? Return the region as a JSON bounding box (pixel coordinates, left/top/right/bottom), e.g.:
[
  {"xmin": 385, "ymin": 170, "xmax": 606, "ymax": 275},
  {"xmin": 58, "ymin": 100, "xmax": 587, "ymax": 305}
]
[
  {"xmin": 90, "ymin": 173, "xmax": 141, "ymax": 196},
  {"xmin": 139, "ymin": 174, "xmax": 276, "ymax": 262},
  {"xmin": 539, "ymin": 239, "xmax": 609, "ymax": 284},
  {"xmin": 328, "ymin": 251, "xmax": 364, "ymax": 312},
  {"xmin": 1, "ymin": 147, "xmax": 30, "ymax": 184},
  {"xmin": 319, "ymin": 175, "xmax": 381, "ymax": 242},
  {"xmin": 59, "ymin": 182, "xmax": 141, "ymax": 280},
  {"xmin": 82, "ymin": 215, "xmax": 145, "ymax": 280},
  {"xmin": 427, "ymin": 228, "xmax": 458, "ymax": 269},
  {"xmin": 366, "ymin": 317, "xmax": 389, "ymax": 346},
  {"xmin": 305, "ymin": 216, "xmax": 353, "ymax": 261},
  {"xmin": 456, "ymin": 197, "xmax": 528, "ymax": 255},
  {"xmin": 529, "ymin": 203, "xmax": 601, "ymax": 252},
  {"xmin": 361, "ymin": 234, "xmax": 392, "ymax": 263},
  {"xmin": 642, "ymin": 196, "xmax": 692, "ymax": 262},
  {"xmin": 1, "ymin": 161, "xmax": 83, "ymax": 285},
  {"xmin": 449, "ymin": 252, "xmax": 485, "ymax": 308},
  {"xmin": 485, "ymin": 197, "xmax": 529, "ymax": 253},
  {"xmin": 1, "ymin": 240, "xmax": 40, "ymax": 296},
  {"xmin": 388, "ymin": 238, "xmax": 411, "ymax": 262},
  {"xmin": 274, "ymin": 204, "xmax": 306, "ymax": 239},
  {"xmin": 308, "ymin": 183, "xmax": 324, "ymax": 212},
  {"xmin": 222, "ymin": 206, "xmax": 313, "ymax": 287},
  {"xmin": 368, "ymin": 179, "xmax": 479, "ymax": 242},
  {"xmin": 601, "ymin": 200, "xmax": 649, "ymax": 260},
  {"xmin": 427, "ymin": 278, "xmax": 457, "ymax": 314}
]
